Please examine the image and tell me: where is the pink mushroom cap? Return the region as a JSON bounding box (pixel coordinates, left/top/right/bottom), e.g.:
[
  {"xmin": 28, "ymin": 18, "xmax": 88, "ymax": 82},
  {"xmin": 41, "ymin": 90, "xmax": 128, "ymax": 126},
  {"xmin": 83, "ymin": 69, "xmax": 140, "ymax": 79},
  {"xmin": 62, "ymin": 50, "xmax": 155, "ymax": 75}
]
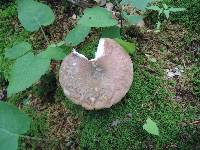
[{"xmin": 59, "ymin": 38, "xmax": 133, "ymax": 110}]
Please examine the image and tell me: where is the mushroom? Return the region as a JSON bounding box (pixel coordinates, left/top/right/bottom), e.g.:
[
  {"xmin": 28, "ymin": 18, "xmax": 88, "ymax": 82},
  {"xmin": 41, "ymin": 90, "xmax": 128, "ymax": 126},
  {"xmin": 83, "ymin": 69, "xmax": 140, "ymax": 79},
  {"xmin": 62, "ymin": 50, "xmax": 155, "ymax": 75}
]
[{"xmin": 59, "ymin": 38, "xmax": 133, "ymax": 110}]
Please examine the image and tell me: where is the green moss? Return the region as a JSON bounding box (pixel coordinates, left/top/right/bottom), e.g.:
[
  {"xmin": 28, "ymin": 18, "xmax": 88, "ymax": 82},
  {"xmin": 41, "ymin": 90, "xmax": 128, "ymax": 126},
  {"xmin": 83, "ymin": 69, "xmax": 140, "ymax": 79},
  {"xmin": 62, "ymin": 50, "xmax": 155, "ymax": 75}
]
[
  {"xmin": 192, "ymin": 66, "xmax": 200, "ymax": 100},
  {"xmin": 60, "ymin": 51, "xmax": 200, "ymax": 149},
  {"xmin": 18, "ymin": 107, "xmax": 50, "ymax": 150},
  {"xmin": 55, "ymin": 31, "xmax": 200, "ymax": 149},
  {"xmin": 25, "ymin": 108, "xmax": 49, "ymax": 137},
  {"xmin": 78, "ymin": 38, "xmax": 99, "ymax": 59},
  {"xmin": 0, "ymin": 0, "xmax": 14, "ymax": 7}
]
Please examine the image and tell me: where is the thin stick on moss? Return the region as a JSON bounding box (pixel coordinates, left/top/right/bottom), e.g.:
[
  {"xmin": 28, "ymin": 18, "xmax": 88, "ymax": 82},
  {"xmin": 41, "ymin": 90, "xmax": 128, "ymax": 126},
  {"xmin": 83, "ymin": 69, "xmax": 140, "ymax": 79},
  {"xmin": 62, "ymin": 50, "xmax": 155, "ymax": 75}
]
[{"xmin": 19, "ymin": 135, "xmax": 70, "ymax": 143}]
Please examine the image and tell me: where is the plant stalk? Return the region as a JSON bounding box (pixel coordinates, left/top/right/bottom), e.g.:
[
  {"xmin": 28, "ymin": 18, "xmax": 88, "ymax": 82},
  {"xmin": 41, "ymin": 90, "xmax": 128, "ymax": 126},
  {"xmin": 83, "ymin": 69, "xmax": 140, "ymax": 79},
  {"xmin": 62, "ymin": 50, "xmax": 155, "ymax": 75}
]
[{"xmin": 34, "ymin": 17, "xmax": 50, "ymax": 44}]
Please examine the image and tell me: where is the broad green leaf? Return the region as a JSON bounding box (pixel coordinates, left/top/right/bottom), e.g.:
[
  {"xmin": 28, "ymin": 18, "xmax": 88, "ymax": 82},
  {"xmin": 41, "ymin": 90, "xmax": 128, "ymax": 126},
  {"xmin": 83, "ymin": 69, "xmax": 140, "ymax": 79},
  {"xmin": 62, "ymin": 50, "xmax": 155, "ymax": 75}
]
[
  {"xmin": 0, "ymin": 102, "xmax": 31, "ymax": 134},
  {"xmin": 101, "ymin": 26, "xmax": 121, "ymax": 38},
  {"xmin": 146, "ymin": 6, "xmax": 161, "ymax": 11},
  {"xmin": 65, "ymin": 24, "xmax": 91, "ymax": 46},
  {"xmin": 17, "ymin": 0, "xmax": 55, "ymax": 32},
  {"xmin": 169, "ymin": 7, "xmax": 186, "ymax": 12},
  {"xmin": 114, "ymin": 38, "xmax": 136, "ymax": 54},
  {"xmin": 134, "ymin": 0, "xmax": 153, "ymax": 11},
  {"xmin": 143, "ymin": 117, "xmax": 159, "ymax": 136},
  {"xmin": 164, "ymin": 10, "xmax": 170, "ymax": 19},
  {"xmin": 38, "ymin": 47, "xmax": 66, "ymax": 60},
  {"xmin": 0, "ymin": 129, "xmax": 18, "ymax": 150},
  {"xmin": 78, "ymin": 7, "xmax": 118, "ymax": 27},
  {"xmin": 0, "ymin": 102, "xmax": 31, "ymax": 150},
  {"xmin": 7, "ymin": 52, "xmax": 50, "ymax": 96},
  {"xmin": 122, "ymin": 12, "xmax": 144, "ymax": 25},
  {"xmin": 5, "ymin": 42, "xmax": 32, "ymax": 59},
  {"xmin": 121, "ymin": 0, "xmax": 153, "ymax": 11}
]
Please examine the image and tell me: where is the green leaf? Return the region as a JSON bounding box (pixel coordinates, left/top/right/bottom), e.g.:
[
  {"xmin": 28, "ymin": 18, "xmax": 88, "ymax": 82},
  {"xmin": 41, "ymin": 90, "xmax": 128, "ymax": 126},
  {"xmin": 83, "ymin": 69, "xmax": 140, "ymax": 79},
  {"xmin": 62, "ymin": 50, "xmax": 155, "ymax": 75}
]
[
  {"xmin": 0, "ymin": 129, "xmax": 18, "ymax": 150},
  {"xmin": 169, "ymin": 7, "xmax": 186, "ymax": 12},
  {"xmin": 65, "ymin": 24, "xmax": 91, "ymax": 46},
  {"xmin": 164, "ymin": 10, "xmax": 170, "ymax": 19},
  {"xmin": 38, "ymin": 47, "xmax": 66, "ymax": 60},
  {"xmin": 143, "ymin": 117, "xmax": 159, "ymax": 136},
  {"xmin": 101, "ymin": 26, "xmax": 121, "ymax": 38},
  {"xmin": 0, "ymin": 102, "xmax": 31, "ymax": 134},
  {"xmin": 7, "ymin": 52, "xmax": 50, "ymax": 96},
  {"xmin": 114, "ymin": 38, "xmax": 136, "ymax": 54},
  {"xmin": 121, "ymin": 0, "xmax": 153, "ymax": 11},
  {"xmin": 122, "ymin": 12, "xmax": 144, "ymax": 25},
  {"xmin": 17, "ymin": 0, "xmax": 55, "ymax": 32},
  {"xmin": 0, "ymin": 102, "xmax": 31, "ymax": 150},
  {"xmin": 146, "ymin": 6, "xmax": 161, "ymax": 11},
  {"xmin": 78, "ymin": 7, "xmax": 118, "ymax": 27},
  {"xmin": 5, "ymin": 42, "xmax": 32, "ymax": 59}
]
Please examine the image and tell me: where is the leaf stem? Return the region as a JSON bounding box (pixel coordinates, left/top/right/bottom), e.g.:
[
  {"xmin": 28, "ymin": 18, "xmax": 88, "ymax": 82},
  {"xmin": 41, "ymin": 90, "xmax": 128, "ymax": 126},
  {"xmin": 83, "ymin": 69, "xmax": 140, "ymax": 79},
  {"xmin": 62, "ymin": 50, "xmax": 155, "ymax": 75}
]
[
  {"xmin": 114, "ymin": 0, "xmax": 123, "ymax": 34},
  {"xmin": 40, "ymin": 25, "xmax": 50, "ymax": 45},
  {"xmin": 34, "ymin": 17, "xmax": 50, "ymax": 44}
]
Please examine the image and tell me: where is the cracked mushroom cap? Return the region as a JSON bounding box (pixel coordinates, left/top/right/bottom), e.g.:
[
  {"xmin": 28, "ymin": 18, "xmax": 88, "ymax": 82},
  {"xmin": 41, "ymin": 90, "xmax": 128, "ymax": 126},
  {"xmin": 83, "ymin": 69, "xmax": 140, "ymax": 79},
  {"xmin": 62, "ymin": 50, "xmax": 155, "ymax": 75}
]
[{"xmin": 59, "ymin": 38, "xmax": 133, "ymax": 110}]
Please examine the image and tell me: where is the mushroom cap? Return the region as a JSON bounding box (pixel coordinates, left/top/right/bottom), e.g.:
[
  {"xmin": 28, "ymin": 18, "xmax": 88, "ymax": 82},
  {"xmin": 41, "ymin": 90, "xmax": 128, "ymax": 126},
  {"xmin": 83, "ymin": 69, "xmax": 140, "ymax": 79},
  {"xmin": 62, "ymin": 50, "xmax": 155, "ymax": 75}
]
[{"xmin": 59, "ymin": 38, "xmax": 133, "ymax": 110}]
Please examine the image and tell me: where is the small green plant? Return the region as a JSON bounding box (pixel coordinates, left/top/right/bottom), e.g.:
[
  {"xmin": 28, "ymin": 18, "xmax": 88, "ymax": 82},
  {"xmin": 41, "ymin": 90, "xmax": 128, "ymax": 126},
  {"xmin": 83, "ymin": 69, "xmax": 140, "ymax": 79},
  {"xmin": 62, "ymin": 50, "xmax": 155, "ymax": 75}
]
[
  {"xmin": 120, "ymin": 0, "xmax": 185, "ymax": 31},
  {"xmin": 143, "ymin": 117, "xmax": 159, "ymax": 136},
  {"xmin": 146, "ymin": 3, "xmax": 186, "ymax": 32},
  {"xmin": 5, "ymin": 42, "xmax": 66, "ymax": 96},
  {"xmin": 6, "ymin": 0, "xmax": 141, "ymax": 97}
]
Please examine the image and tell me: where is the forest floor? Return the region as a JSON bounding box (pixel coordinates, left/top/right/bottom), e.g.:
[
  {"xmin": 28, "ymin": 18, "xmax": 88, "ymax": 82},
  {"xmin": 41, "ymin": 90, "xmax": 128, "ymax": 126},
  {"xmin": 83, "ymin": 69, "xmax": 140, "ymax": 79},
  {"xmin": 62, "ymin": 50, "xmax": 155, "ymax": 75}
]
[{"xmin": 0, "ymin": 0, "xmax": 200, "ymax": 149}]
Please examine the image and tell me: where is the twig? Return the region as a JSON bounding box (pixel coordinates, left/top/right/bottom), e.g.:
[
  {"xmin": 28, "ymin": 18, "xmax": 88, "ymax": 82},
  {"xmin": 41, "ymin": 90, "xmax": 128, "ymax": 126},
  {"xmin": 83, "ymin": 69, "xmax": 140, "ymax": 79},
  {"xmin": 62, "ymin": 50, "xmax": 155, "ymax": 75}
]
[
  {"xmin": 20, "ymin": 135, "xmax": 56, "ymax": 142},
  {"xmin": 19, "ymin": 135, "xmax": 70, "ymax": 143}
]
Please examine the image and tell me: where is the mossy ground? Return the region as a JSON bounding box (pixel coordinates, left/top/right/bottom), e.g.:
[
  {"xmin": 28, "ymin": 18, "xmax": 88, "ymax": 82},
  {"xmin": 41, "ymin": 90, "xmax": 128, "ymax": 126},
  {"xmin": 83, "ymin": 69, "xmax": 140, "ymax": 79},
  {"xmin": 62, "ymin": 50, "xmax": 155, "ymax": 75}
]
[{"xmin": 0, "ymin": 1, "xmax": 200, "ymax": 149}]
